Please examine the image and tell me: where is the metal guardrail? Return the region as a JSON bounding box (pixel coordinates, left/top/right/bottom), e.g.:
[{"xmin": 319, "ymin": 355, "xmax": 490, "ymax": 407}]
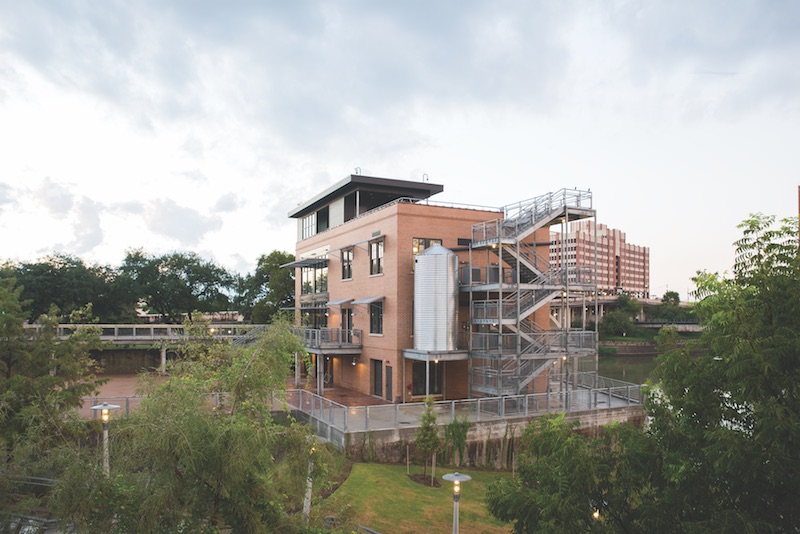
[
  {"xmin": 22, "ymin": 323, "xmax": 267, "ymax": 343},
  {"xmin": 472, "ymin": 188, "xmax": 593, "ymax": 243},
  {"xmin": 79, "ymin": 376, "xmax": 642, "ymax": 451},
  {"xmin": 284, "ymin": 377, "xmax": 643, "ymax": 449},
  {"xmin": 293, "ymin": 327, "xmax": 363, "ymax": 350}
]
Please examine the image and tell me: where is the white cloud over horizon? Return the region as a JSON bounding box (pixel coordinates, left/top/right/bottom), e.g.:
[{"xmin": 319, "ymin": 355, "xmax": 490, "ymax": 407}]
[{"xmin": 1, "ymin": 1, "xmax": 798, "ymax": 301}]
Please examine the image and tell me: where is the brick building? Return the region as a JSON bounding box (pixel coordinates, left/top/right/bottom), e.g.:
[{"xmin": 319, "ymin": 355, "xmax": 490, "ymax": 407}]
[
  {"xmin": 287, "ymin": 175, "xmax": 598, "ymax": 402},
  {"xmin": 550, "ymin": 221, "xmax": 649, "ymax": 298}
]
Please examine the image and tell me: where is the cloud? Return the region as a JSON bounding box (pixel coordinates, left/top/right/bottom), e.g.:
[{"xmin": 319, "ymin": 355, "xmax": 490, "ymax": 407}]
[
  {"xmin": 69, "ymin": 197, "xmax": 104, "ymax": 253},
  {"xmin": 213, "ymin": 193, "xmax": 238, "ymax": 212},
  {"xmin": 36, "ymin": 177, "xmax": 74, "ymax": 217},
  {"xmin": 0, "ymin": 182, "xmax": 13, "ymax": 209},
  {"xmin": 182, "ymin": 170, "xmax": 208, "ymax": 183},
  {"xmin": 144, "ymin": 198, "xmax": 221, "ymax": 245},
  {"xmin": 117, "ymin": 201, "xmax": 145, "ymax": 215}
]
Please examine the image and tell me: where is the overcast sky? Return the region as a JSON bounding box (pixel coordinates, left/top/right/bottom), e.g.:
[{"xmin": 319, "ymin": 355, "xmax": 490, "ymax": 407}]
[{"xmin": 1, "ymin": 1, "xmax": 798, "ymax": 301}]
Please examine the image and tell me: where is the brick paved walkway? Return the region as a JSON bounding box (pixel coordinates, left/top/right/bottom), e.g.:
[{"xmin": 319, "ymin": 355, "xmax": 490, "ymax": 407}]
[{"xmin": 91, "ymin": 373, "xmax": 391, "ymax": 408}]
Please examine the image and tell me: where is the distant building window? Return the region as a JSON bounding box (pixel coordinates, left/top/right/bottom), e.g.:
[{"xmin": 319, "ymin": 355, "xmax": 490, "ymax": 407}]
[
  {"xmin": 301, "ymin": 213, "xmax": 317, "ymax": 239},
  {"xmin": 341, "ymin": 248, "xmax": 353, "ymax": 280},
  {"xmin": 370, "ymin": 239, "xmax": 384, "ymax": 275},
  {"xmin": 412, "ymin": 237, "xmax": 442, "ymax": 256},
  {"xmin": 370, "ymin": 301, "xmax": 383, "ymax": 334}
]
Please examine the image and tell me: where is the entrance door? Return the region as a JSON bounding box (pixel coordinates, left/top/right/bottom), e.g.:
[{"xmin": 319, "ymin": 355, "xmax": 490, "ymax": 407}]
[
  {"xmin": 324, "ymin": 356, "xmax": 333, "ymax": 385},
  {"xmin": 342, "ymin": 309, "xmax": 353, "ymax": 343},
  {"xmin": 371, "ymin": 359, "xmax": 383, "ymax": 397},
  {"xmin": 385, "ymin": 366, "xmax": 393, "ymax": 401}
]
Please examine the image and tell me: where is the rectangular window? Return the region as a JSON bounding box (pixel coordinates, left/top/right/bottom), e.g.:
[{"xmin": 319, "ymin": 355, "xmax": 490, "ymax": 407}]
[
  {"xmin": 369, "ymin": 301, "xmax": 383, "ymax": 334},
  {"xmin": 301, "ymin": 213, "xmax": 317, "ymax": 240},
  {"xmin": 315, "ymin": 265, "xmax": 328, "ymax": 293},
  {"xmin": 301, "ymin": 264, "xmax": 327, "ymax": 294},
  {"xmin": 412, "ymin": 361, "xmax": 443, "ymax": 396},
  {"xmin": 370, "ymin": 239, "xmax": 384, "ymax": 275},
  {"xmin": 301, "ymin": 266, "xmax": 314, "ymax": 295},
  {"xmin": 341, "ymin": 248, "xmax": 353, "ymax": 280},
  {"xmin": 412, "ymin": 237, "xmax": 442, "ymax": 256}
]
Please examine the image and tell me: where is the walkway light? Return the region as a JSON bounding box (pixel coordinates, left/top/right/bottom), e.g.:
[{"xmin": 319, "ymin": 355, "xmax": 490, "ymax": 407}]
[
  {"xmin": 91, "ymin": 402, "xmax": 120, "ymax": 477},
  {"xmin": 443, "ymin": 472, "xmax": 471, "ymax": 534}
]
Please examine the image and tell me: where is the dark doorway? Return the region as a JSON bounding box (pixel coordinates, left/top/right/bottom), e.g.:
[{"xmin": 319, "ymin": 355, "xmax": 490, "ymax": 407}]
[
  {"xmin": 343, "ymin": 309, "xmax": 353, "ymax": 343},
  {"xmin": 385, "ymin": 366, "xmax": 393, "ymax": 401},
  {"xmin": 324, "ymin": 355, "xmax": 333, "ymax": 385},
  {"xmin": 371, "ymin": 359, "xmax": 383, "ymax": 397}
]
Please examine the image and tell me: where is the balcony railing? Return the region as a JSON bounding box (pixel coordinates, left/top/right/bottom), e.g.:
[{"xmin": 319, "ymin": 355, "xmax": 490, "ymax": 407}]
[{"xmin": 294, "ymin": 327, "xmax": 363, "ymax": 351}]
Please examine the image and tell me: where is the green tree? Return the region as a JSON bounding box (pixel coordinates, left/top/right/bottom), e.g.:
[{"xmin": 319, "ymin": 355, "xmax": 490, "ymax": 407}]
[
  {"xmin": 0, "ymin": 278, "xmax": 106, "ymax": 515},
  {"xmin": 51, "ymin": 320, "xmax": 322, "ymax": 533},
  {"xmin": 10, "ymin": 254, "xmax": 138, "ymax": 323},
  {"xmin": 121, "ymin": 250, "xmax": 234, "ymax": 322},
  {"xmin": 486, "ymin": 415, "xmax": 671, "ymax": 533},
  {"xmin": 0, "ymin": 279, "xmax": 105, "ymax": 456},
  {"xmin": 661, "ymin": 290, "xmax": 680, "ymax": 305},
  {"xmin": 236, "ymin": 250, "xmax": 295, "ymax": 323},
  {"xmin": 487, "ymin": 214, "xmax": 800, "ymax": 532},
  {"xmin": 598, "ymin": 310, "xmax": 633, "ymax": 337},
  {"xmin": 647, "ymin": 213, "xmax": 800, "ymax": 530},
  {"xmin": 615, "ymin": 294, "xmax": 640, "ymax": 318},
  {"xmin": 645, "ymin": 290, "xmax": 694, "ymax": 323},
  {"xmin": 415, "ymin": 396, "xmax": 441, "ymax": 480}
]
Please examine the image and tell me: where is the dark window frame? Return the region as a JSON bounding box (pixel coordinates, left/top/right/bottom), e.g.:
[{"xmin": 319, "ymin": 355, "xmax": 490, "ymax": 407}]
[
  {"xmin": 369, "ymin": 239, "xmax": 384, "ymax": 275},
  {"xmin": 412, "ymin": 361, "xmax": 443, "ymax": 396},
  {"xmin": 412, "ymin": 237, "xmax": 442, "ymax": 256},
  {"xmin": 369, "ymin": 301, "xmax": 383, "ymax": 334},
  {"xmin": 341, "ymin": 248, "xmax": 353, "ymax": 280}
]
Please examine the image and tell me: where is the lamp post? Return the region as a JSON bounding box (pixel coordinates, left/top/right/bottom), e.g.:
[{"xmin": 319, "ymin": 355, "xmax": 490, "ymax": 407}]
[
  {"xmin": 443, "ymin": 472, "xmax": 471, "ymax": 534},
  {"xmin": 91, "ymin": 402, "xmax": 120, "ymax": 477}
]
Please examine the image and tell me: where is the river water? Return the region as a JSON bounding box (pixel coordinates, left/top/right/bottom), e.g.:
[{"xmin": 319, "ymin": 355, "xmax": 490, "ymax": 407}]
[{"xmin": 598, "ymin": 355, "xmax": 659, "ymax": 385}]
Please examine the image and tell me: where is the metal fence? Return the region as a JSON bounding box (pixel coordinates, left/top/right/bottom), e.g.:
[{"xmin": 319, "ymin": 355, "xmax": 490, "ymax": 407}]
[
  {"xmin": 284, "ymin": 377, "xmax": 643, "ymax": 449},
  {"xmin": 81, "ymin": 376, "xmax": 643, "ymax": 450}
]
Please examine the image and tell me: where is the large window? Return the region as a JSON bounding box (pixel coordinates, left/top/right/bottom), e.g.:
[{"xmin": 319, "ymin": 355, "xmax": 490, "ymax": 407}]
[
  {"xmin": 301, "ymin": 213, "xmax": 317, "ymax": 239},
  {"xmin": 341, "ymin": 248, "xmax": 353, "ymax": 280},
  {"xmin": 369, "ymin": 301, "xmax": 383, "ymax": 334},
  {"xmin": 300, "ymin": 302, "xmax": 327, "ymax": 328},
  {"xmin": 300, "ymin": 264, "xmax": 328, "ymax": 295},
  {"xmin": 412, "ymin": 361, "xmax": 443, "ymax": 396},
  {"xmin": 370, "ymin": 239, "xmax": 384, "ymax": 275},
  {"xmin": 412, "ymin": 237, "xmax": 442, "ymax": 256}
]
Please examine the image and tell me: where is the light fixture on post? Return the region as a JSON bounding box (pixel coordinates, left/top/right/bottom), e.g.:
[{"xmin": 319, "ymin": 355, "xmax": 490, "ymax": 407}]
[
  {"xmin": 91, "ymin": 402, "xmax": 120, "ymax": 477},
  {"xmin": 442, "ymin": 472, "xmax": 471, "ymax": 534}
]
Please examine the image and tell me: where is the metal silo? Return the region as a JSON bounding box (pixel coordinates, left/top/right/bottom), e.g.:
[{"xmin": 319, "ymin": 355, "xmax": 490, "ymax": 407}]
[{"xmin": 414, "ymin": 244, "xmax": 458, "ymax": 351}]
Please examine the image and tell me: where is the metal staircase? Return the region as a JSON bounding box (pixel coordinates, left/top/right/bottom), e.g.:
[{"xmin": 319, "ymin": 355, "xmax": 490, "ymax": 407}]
[{"xmin": 467, "ymin": 188, "xmax": 597, "ymax": 397}]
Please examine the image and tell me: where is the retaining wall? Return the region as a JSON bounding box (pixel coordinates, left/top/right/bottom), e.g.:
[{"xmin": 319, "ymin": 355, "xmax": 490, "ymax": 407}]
[{"xmin": 307, "ymin": 404, "xmax": 645, "ymax": 467}]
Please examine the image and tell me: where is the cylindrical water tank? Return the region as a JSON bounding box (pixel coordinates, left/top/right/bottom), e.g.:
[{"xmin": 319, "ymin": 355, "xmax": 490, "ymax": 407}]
[{"xmin": 414, "ymin": 244, "xmax": 458, "ymax": 351}]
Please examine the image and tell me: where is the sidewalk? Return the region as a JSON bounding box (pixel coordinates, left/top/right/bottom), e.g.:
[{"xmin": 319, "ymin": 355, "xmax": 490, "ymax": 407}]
[{"xmin": 86, "ymin": 373, "xmax": 391, "ymax": 409}]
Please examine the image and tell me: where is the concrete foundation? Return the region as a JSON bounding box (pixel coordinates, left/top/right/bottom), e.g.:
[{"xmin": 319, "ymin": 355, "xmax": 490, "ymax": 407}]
[{"xmin": 306, "ymin": 404, "xmax": 645, "ymax": 467}]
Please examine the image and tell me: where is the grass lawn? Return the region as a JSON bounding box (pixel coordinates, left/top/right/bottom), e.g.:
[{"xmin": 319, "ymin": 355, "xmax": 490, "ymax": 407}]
[{"xmin": 320, "ymin": 462, "xmax": 512, "ymax": 534}]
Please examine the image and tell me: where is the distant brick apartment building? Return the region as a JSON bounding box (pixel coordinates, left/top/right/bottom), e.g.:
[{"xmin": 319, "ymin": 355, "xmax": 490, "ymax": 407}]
[
  {"xmin": 550, "ymin": 221, "xmax": 650, "ymax": 298},
  {"xmin": 286, "ymin": 175, "xmax": 598, "ymax": 402}
]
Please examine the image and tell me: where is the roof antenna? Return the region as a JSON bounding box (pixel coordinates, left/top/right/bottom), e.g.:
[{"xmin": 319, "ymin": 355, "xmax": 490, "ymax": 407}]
[
  {"xmin": 355, "ymin": 167, "xmax": 361, "ymax": 175},
  {"xmin": 423, "ymin": 173, "xmax": 428, "ymax": 182}
]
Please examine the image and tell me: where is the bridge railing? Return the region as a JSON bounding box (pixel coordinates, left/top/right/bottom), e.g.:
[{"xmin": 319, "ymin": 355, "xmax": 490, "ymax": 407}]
[{"xmin": 22, "ymin": 324, "xmax": 268, "ymax": 342}]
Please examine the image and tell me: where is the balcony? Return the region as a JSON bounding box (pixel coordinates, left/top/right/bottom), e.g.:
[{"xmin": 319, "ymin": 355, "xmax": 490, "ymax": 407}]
[{"xmin": 294, "ymin": 327, "xmax": 363, "ymax": 355}]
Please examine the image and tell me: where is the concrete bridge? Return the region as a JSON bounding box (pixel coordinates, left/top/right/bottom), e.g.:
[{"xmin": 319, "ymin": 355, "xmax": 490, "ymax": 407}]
[{"xmin": 23, "ymin": 323, "xmax": 266, "ymax": 373}]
